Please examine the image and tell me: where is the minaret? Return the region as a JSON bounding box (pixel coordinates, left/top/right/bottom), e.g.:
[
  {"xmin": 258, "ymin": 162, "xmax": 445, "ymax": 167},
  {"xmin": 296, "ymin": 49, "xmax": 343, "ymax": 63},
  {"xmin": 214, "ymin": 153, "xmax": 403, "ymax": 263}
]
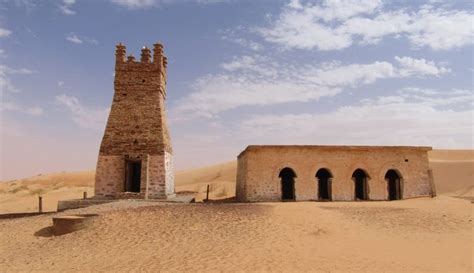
[{"xmin": 94, "ymin": 42, "xmax": 174, "ymax": 199}]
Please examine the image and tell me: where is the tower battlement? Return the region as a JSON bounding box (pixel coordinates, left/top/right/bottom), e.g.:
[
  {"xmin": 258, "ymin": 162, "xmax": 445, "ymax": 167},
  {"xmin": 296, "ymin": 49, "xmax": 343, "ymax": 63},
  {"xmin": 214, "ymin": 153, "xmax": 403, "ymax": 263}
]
[
  {"xmin": 115, "ymin": 43, "xmax": 167, "ymax": 71},
  {"xmin": 114, "ymin": 42, "xmax": 168, "ymax": 97}
]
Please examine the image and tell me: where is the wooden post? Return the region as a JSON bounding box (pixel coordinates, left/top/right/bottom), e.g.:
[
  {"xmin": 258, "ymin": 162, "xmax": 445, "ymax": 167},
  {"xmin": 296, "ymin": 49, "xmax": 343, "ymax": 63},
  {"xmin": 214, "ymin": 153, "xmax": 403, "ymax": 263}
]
[
  {"xmin": 83, "ymin": 191, "xmax": 87, "ymax": 199},
  {"xmin": 145, "ymin": 154, "xmax": 150, "ymax": 200},
  {"xmin": 38, "ymin": 196, "xmax": 43, "ymax": 213},
  {"xmin": 428, "ymin": 169, "xmax": 437, "ymax": 197},
  {"xmin": 205, "ymin": 184, "xmax": 210, "ymax": 202}
]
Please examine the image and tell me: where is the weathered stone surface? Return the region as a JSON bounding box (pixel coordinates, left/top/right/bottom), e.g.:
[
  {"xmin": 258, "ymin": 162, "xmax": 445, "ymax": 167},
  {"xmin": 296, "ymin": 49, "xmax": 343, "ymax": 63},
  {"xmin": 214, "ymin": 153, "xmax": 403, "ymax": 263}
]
[
  {"xmin": 94, "ymin": 42, "xmax": 174, "ymax": 199},
  {"xmin": 236, "ymin": 145, "xmax": 434, "ymax": 202}
]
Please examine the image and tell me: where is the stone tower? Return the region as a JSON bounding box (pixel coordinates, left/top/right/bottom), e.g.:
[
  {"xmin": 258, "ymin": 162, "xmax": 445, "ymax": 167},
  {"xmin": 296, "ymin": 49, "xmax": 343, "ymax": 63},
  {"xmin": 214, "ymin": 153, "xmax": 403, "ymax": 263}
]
[{"xmin": 94, "ymin": 42, "xmax": 174, "ymax": 199}]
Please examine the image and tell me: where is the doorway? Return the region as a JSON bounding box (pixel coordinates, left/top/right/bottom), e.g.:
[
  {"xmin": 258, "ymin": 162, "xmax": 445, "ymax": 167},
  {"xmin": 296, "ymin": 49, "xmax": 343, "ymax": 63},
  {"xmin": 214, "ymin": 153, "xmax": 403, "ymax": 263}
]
[
  {"xmin": 125, "ymin": 160, "xmax": 141, "ymax": 193},
  {"xmin": 279, "ymin": 167, "xmax": 296, "ymax": 201},
  {"xmin": 316, "ymin": 168, "xmax": 332, "ymax": 201},
  {"xmin": 385, "ymin": 169, "xmax": 402, "ymax": 200},
  {"xmin": 352, "ymin": 169, "xmax": 369, "ymax": 200}
]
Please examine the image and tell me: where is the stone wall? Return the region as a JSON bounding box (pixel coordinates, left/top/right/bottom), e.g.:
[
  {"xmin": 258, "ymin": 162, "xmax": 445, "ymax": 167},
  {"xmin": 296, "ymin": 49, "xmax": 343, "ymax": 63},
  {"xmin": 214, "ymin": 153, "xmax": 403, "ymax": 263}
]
[
  {"xmin": 236, "ymin": 145, "xmax": 433, "ymax": 202},
  {"xmin": 94, "ymin": 43, "xmax": 174, "ymax": 199},
  {"xmin": 95, "ymin": 155, "xmax": 124, "ymax": 197},
  {"xmin": 165, "ymin": 151, "xmax": 175, "ymax": 196}
]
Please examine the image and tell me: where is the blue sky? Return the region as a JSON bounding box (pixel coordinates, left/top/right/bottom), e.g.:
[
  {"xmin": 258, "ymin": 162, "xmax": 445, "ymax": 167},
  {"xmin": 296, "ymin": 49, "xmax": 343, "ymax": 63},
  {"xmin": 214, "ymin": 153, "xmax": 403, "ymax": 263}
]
[{"xmin": 1, "ymin": 0, "xmax": 473, "ymax": 180}]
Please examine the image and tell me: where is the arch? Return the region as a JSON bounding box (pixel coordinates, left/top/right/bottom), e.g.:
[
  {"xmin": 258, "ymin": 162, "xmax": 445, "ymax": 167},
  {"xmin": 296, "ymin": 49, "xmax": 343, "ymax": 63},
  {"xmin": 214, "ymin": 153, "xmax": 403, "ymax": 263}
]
[
  {"xmin": 352, "ymin": 168, "xmax": 369, "ymax": 201},
  {"xmin": 279, "ymin": 167, "xmax": 296, "ymax": 201},
  {"xmin": 385, "ymin": 169, "xmax": 403, "ymax": 200},
  {"xmin": 315, "ymin": 168, "xmax": 333, "ymax": 201}
]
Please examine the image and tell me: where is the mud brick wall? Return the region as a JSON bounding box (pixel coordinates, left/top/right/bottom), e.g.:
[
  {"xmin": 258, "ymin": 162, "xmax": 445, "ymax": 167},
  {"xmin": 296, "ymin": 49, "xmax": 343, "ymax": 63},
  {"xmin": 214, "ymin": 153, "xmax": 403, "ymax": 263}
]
[{"xmin": 236, "ymin": 145, "xmax": 433, "ymax": 202}]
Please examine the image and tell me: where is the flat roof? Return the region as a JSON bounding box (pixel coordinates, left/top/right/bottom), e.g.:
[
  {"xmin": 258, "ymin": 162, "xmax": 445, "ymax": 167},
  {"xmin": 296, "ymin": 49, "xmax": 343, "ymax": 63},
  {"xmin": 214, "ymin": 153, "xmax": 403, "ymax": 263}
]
[{"xmin": 237, "ymin": 145, "xmax": 432, "ymax": 158}]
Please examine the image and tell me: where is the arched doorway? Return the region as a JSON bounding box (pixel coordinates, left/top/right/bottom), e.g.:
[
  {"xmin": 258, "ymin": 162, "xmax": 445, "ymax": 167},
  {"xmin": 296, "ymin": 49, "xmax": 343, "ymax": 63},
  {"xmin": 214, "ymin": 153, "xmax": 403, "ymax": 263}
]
[
  {"xmin": 385, "ymin": 169, "xmax": 402, "ymax": 200},
  {"xmin": 352, "ymin": 169, "xmax": 369, "ymax": 200},
  {"xmin": 279, "ymin": 167, "xmax": 296, "ymax": 201},
  {"xmin": 316, "ymin": 168, "xmax": 332, "ymax": 201}
]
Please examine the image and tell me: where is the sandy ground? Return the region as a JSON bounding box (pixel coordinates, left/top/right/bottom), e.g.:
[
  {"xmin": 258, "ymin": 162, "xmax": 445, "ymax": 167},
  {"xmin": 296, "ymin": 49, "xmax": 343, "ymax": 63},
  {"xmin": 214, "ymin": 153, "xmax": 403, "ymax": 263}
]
[{"xmin": 0, "ymin": 196, "xmax": 472, "ymax": 272}]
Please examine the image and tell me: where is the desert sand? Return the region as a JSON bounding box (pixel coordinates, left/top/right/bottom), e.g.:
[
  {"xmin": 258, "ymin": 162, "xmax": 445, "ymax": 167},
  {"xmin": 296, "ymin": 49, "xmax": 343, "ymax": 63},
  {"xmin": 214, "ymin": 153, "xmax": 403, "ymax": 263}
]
[
  {"xmin": 0, "ymin": 149, "xmax": 472, "ymax": 272},
  {"xmin": 0, "ymin": 196, "xmax": 472, "ymax": 272}
]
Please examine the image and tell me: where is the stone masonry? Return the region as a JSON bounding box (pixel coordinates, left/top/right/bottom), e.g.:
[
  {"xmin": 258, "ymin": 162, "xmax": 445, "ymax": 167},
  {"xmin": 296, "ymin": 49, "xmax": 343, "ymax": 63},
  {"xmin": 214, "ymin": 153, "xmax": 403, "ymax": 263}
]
[
  {"xmin": 94, "ymin": 42, "xmax": 174, "ymax": 199},
  {"xmin": 236, "ymin": 145, "xmax": 435, "ymax": 202}
]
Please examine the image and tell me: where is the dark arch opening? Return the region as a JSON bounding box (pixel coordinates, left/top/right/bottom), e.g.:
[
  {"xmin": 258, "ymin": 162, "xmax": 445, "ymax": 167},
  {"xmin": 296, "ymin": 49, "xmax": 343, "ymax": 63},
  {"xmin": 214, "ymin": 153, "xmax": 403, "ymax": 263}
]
[
  {"xmin": 385, "ymin": 169, "xmax": 403, "ymax": 200},
  {"xmin": 316, "ymin": 168, "xmax": 332, "ymax": 201},
  {"xmin": 279, "ymin": 167, "xmax": 296, "ymax": 201},
  {"xmin": 352, "ymin": 169, "xmax": 369, "ymax": 201}
]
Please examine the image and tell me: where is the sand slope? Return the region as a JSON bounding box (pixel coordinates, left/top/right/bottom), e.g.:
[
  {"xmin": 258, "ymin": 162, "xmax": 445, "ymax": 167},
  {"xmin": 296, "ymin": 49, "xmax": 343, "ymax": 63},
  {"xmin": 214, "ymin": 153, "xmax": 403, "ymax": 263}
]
[
  {"xmin": 0, "ymin": 171, "xmax": 95, "ymax": 213},
  {"xmin": 0, "ymin": 196, "xmax": 471, "ymax": 272},
  {"xmin": 1, "ymin": 149, "xmax": 472, "ymax": 213}
]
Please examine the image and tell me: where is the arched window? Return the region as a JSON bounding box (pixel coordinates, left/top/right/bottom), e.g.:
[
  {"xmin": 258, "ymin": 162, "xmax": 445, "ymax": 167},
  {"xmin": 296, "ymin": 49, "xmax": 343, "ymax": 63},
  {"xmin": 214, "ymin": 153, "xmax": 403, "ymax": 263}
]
[
  {"xmin": 279, "ymin": 167, "xmax": 297, "ymax": 201},
  {"xmin": 315, "ymin": 168, "xmax": 332, "ymax": 201},
  {"xmin": 352, "ymin": 169, "xmax": 369, "ymax": 200},
  {"xmin": 385, "ymin": 169, "xmax": 403, "ymax": 200}
]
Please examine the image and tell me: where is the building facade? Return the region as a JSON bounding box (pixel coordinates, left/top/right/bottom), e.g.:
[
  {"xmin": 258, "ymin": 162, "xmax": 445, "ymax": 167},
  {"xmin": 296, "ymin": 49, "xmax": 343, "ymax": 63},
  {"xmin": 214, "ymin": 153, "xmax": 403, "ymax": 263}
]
[
  {"xmin": 236, "ymin": 145, "xmax": 435, "ymax": 202},
  {"xmin": 94, "ymin": 42, "xmax": 174, "ymax": 199}
]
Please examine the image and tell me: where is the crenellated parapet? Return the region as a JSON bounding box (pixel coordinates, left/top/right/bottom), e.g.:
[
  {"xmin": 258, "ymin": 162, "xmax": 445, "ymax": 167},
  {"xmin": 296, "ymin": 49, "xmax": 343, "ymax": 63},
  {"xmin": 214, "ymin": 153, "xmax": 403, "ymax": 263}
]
[
  {"xmin": 115, "ymin": 42, "xmax": 168, "ymax": 76},
  {"xmin": 114, "ymin": 42, "xmax": 168, "ymax": 97}
]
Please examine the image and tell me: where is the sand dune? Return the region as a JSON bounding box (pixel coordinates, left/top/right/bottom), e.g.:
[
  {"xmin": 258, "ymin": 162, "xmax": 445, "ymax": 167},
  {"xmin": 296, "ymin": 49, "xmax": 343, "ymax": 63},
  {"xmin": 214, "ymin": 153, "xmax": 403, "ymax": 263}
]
[
  {"xmin": 175, "ymin": 161, "xmax": 237, "ymax": 201},
  {"xmin": 428, "ymin": 149, "xmax": 474, "ymax": 161},
  {"xmin": 0, "ymin": 196, "xmax": 471, "ymax": 272},
  {"xmin": 0, "ymin": 149, "xmax": 472, "ymax": 213}
]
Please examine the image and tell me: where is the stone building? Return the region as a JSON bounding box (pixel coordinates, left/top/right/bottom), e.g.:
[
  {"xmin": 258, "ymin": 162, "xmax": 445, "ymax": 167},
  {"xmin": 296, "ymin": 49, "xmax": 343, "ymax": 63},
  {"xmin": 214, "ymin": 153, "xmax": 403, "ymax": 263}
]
[
  {"xmin": 94, "ymin": 42, "xmax": 174, "ymax": 199},
  {"xmin": 236, "ymin": 145, "xmax": 435, "ymax": 202}
]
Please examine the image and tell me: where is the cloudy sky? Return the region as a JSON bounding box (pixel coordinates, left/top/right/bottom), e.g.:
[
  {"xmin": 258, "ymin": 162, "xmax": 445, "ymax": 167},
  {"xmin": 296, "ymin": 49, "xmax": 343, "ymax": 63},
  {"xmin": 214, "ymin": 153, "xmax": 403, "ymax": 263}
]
[{"xmin": 1, "ymin": 0, "xmax": 473, "ymax": 180}]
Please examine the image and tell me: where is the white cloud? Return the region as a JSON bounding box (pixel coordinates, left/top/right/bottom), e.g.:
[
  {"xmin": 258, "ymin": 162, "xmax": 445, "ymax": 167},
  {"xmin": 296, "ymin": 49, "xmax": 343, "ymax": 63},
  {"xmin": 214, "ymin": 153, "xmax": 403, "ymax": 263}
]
[
  {"xmin": 1, "ymin": 101, "xmax": 43, "ymax": 116},
  {"xmin": 394, "ymin": 56, "xmax": 450, "ymax": 77},
  {"xmin": 109, "ymin": 0, "xmax": 228, "ymax": 9},
  {"xmin": 0, "ymin": 65, "xmax": 36, "ymax": 94},
  {"xmin": 173, "ymin": 55, "xmax": 449, "ymax": 119},
  {"xmin": 59, "ymin": 0, "xmax": 76, "ymax": 15},
  {"xmin": 239, "ymin": 88, "xmax": 474, "ymax": 148},
  {"xmin": 0, "ymin": 65, "xmax": 36, "ymax": 75},
  {"xmin": 196, "ymin": 0, "xmax": 229, "ymax": 4},
  {"xmin": 110, "ymin": 0, "xmax": 156, "ymax": 9},
  {"xmin": 0, "ymin": 65, "xmax": 43, "ymax": 116},
  {"xmin": 65, "ymin": 33, "xmax": 98, "ymax": 45},
  {"xmin": 66, "ymin": 34, "xmax": 82, "ymax": 44},
  {"xmin": 55, "ymin": 94, "xmax": 109, "ymax": 131},
  {"xmin": 0, "ymin": 28, "xmax": 12, "ymax": 38},
  {"xmin": 221, "ymin": 28, "xmax": 263, "ymax": 51},
  {"xmin": 258, "ymin": 1, "xmax": 474, "ymax": 51}
]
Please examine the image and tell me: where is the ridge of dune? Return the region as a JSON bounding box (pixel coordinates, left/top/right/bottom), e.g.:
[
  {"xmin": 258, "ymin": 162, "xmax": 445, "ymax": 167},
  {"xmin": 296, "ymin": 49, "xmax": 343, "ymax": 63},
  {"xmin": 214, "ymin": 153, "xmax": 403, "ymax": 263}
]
[{"xmin": 428, "ymin": 149, "xmax": 474, "ymax": 161}]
